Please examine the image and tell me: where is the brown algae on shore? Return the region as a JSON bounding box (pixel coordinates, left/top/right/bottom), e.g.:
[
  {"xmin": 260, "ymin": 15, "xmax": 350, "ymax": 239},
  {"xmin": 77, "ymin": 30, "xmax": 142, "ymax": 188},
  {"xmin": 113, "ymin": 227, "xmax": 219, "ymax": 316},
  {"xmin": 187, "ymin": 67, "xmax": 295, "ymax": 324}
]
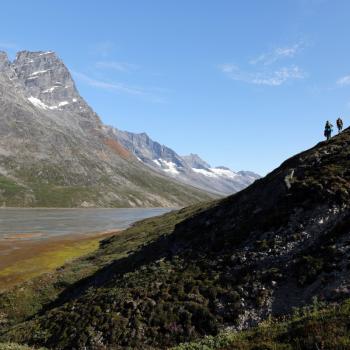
[{"xmin": 0, "ymin": 231, "xmax": 117, "ymax": 291}]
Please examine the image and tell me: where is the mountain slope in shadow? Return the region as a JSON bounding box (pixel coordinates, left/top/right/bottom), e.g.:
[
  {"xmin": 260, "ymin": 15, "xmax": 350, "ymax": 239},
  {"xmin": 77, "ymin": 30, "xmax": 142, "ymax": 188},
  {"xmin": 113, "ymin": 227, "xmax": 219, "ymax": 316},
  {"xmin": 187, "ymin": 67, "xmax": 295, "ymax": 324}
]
[{"xmin": 2, "ymin": 130, "xmax": 350, "ymax": 349}]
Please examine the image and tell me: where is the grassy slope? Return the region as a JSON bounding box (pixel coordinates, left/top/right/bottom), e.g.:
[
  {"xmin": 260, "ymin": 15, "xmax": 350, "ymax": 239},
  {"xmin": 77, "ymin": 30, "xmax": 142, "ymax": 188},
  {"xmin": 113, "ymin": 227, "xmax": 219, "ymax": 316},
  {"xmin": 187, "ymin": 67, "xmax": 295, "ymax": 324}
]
[
  {"xmin": 2, "ymin": 299, "xmax": 350, "ymax": 350},
  {"xmin": 0, "ymin": 161, "xmax": 214, "ymax": 207},
  {"xmin": 173, "ymin": 299, "xmax": 350, "ymax": 350},
  {"xmin": 0, "ymin": 176, "xmax": 26, "ymax": 206}
]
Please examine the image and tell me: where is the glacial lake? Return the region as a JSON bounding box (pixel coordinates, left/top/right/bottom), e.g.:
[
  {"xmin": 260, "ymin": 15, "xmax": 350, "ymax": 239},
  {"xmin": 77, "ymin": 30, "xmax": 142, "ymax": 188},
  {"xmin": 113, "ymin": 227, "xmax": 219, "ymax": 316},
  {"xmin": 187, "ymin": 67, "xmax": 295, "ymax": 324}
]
[{"xmin": 0, "ymin": 208, "xmax": 172, "ymax": 240}]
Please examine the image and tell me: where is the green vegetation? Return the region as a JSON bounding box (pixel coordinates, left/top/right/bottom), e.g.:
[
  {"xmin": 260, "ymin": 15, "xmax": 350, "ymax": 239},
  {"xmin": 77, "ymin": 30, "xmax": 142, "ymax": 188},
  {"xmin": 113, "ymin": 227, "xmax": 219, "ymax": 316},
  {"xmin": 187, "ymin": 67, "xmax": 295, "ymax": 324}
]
[
  {"xmin": 0, "ymin": 176, "xmax": 26, "ymax": 206},
  {"xmin": 173, "ymin": 299, "xmax": 350, "ymax": 350},
  {"xmin": 0, "ymin": 343, "xmax": 46, "ymax": 350},
  {"xmin": 0, "ymin": 177, "xmax": 24, "ymax": 196},
  {"xmin": 0, "ymin": 161, "xmax": 214, "ymax": 208},
  {"xmin": 0, "ymin": 169, "xmax": 102, "ymax": 207},
  {"xmin": 30, "ymin": 184, "xmax": 99, "ymax": 207},
  {"xmin": 2, "ymin": 299, "xmax": 350, "ymax": 350}
]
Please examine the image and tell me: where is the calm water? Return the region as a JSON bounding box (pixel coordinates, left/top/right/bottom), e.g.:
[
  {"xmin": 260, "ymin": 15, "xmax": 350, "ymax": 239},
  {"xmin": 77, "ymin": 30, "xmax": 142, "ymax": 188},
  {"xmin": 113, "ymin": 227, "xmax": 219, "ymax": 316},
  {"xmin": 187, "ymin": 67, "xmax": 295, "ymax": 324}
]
[{"xmin": 0, "ymin": 208, "xmax": 172, "ymax": 240}]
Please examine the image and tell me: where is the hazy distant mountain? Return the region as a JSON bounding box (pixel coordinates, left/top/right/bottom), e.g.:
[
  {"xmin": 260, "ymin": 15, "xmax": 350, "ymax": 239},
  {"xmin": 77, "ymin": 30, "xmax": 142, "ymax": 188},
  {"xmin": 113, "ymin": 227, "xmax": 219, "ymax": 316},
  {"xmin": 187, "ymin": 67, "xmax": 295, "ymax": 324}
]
[
  {"xmin": 103, "ymin": 126, "xmax": 260, "ymax": 195},
  {"xmin": 182, "ymin": 153, "xmax": 211, "ymax": 169},
  {"xmin": 0, "ymin": 50, "xmax": 212, "ymax": 207}
]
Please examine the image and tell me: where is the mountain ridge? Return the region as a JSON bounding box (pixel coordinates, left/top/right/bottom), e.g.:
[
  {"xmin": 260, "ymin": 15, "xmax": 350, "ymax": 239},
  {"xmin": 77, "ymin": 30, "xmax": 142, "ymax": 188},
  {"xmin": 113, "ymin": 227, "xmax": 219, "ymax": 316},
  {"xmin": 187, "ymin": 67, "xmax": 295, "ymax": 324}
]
[{"xmin": 103, "ymin": 125, "xmax": 260, "ymax": 196}]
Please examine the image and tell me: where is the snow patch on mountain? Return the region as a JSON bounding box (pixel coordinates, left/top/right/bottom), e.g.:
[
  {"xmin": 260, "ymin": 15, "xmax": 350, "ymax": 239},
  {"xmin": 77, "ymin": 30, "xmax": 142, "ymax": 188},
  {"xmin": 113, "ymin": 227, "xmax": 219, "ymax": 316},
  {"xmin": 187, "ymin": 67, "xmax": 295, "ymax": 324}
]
[
  {"xmin": 28, "ymin": 96, "xmax": 49, "ymax": 110},
  {"xmin": 192, "ymin": 167, "xmax": 218, "ymax": 178},
  {"xmin": 153, "ymin": 159, "xmax": 181, "ymax": 175},
  {"xmin": 43, "ymin": 86, "xmax": 58, "ymax": 93},
  {"xmin": 28, "ymin": 96, "xmax": 72, "ymax": 110},
  {"xmin": 39, "ymin": 51, "xmax": 54, "ymax": 56},
  {"xmin": 192, "ymin": 167, "xmax": 238, "ymax": 179},
  {"xmin": 30, "ymin": 69, "xmax": 50, "ymax": 76},
  {"xmin": 211, "ymin": 167, "xmax": 238, "ymax": 179}
]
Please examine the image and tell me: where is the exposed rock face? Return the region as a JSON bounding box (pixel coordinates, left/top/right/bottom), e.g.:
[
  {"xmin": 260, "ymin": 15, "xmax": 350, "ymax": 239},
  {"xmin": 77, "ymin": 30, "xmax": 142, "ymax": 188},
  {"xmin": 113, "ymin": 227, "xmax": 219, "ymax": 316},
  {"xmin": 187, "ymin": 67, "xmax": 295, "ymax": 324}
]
[
  {"xmin": 0, "ymin": 52, "xmax": 9, "ymax": 69},
  {"xmin": 182, "ymin": 153, "xmax": 211, "ymax": 169},
  {"xmin": 13, "ymin": 51, "xmax": 93, "ymax": 115},
  {"xmin": 104, "ymin": 126, "xmax": 260, "ymax": 195},
  {"xmin": 105, "ymin": 127, "xmax": 185, "ymax": 169},
  {"xmin": 0, "ymin": 50, "xmax": 212, "ymax": 207}
]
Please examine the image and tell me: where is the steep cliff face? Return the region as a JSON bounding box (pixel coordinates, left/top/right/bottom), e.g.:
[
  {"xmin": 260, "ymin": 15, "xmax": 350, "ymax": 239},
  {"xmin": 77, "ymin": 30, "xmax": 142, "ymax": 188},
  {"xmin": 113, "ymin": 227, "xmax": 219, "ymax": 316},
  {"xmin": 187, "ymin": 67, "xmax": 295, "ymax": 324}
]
[
  {"xmin": 0, "ymin": 51, "xmax": 212, "ymax": 207},
  {"xmin": 2, "ymin": 129, "xmax": 349, "ymax": 349}
]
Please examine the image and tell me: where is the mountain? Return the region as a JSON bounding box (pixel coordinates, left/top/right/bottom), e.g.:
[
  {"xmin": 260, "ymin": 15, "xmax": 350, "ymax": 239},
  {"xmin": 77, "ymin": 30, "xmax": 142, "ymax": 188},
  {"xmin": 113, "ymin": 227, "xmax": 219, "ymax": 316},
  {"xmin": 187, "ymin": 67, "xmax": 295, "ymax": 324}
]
[
  {"xmin": 1, "ymin": 128, "xmax": 350, "ymax": 349},
  {"xmin": 103, "ymin": 126, "xmax": 260, "ymax": 195},
  {"xmin": 182, "ymin": 153, "xmax": 211, "ymax": 169},
  {"xmin": 0, "ymin": 50, "xmax": 258, "ymax": 207},
  {"xmin": 0, "ymin": 50, "xmax": 215, "ymax": 208}
]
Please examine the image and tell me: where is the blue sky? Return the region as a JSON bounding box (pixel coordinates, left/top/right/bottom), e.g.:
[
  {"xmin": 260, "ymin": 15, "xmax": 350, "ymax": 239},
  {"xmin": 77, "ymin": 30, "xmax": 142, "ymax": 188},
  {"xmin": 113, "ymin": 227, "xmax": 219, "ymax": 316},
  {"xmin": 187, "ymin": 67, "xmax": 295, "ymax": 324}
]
[{"xmin": 1, "ymin": 0, "xmax": 350, "ymax": 175}]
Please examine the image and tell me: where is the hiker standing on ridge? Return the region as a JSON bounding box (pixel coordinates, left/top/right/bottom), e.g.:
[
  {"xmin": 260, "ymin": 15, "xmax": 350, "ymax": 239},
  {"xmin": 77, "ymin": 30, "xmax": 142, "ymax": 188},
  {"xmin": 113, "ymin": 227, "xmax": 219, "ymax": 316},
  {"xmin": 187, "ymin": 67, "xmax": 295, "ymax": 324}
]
[
  {"xmin": 337, "ymin": 117, "xmax": 343, "ymax": 133},
  {"xmin": 324, "ymin": 121, "xmax": 333, "ymax": 141}
]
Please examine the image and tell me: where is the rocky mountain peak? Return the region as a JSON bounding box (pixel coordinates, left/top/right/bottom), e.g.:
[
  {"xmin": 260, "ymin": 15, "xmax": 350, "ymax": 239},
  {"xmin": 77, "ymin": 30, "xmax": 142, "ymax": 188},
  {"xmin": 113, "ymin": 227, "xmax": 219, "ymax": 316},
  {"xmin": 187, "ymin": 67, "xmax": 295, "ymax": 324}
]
[
  {"xmin": 11, "ymin": 50, "xmax": 84, "ymax": 112},
  {"xmin": 15, "ymin": 50, "xmax": 55, "ymax": 61},
  {"xmin": 182, "ymin": 153, "xmax": 211, "ymax": 169},
  {"xmin": 0, "ymin": 51, "xmax": 9, "ymax": 69}
]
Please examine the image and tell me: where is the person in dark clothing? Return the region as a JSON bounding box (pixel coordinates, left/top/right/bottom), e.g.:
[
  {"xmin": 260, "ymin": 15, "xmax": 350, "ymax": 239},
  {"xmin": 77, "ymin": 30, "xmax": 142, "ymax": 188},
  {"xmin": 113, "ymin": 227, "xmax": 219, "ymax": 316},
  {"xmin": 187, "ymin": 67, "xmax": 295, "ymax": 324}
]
[
  {"xmin": 337, "ymin": 117, "xmax": 343, "ymax": 133},
  {"xmin": 324, "ymin": 121, "xmax": 333, "ymax": 140}
]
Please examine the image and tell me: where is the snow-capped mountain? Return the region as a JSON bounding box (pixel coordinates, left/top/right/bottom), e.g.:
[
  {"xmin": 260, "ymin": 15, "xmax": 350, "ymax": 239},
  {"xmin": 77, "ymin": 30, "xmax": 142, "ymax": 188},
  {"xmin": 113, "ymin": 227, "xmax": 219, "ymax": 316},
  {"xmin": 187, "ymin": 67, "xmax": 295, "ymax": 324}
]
[{"xmin": 103, "ymin": 127, "xmax": 260, "ymax": 195}]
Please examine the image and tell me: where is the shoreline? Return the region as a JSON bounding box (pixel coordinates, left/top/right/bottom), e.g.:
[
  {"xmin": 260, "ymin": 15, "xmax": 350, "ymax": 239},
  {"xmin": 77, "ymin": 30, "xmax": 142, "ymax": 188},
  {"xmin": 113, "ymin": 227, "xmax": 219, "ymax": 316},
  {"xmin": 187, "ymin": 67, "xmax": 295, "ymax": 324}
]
[{"xmin": 0, "ymin": 229, "xmax": 121, "ymax": 291}]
